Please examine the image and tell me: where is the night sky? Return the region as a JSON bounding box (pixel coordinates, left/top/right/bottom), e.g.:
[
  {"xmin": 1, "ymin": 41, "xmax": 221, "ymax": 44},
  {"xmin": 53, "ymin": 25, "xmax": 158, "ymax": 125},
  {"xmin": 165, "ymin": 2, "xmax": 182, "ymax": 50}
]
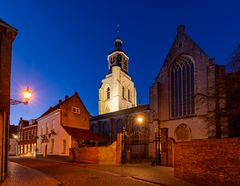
[{"xmin": 1, "ymin": 0, "xmax": 240, "ymax": 125}]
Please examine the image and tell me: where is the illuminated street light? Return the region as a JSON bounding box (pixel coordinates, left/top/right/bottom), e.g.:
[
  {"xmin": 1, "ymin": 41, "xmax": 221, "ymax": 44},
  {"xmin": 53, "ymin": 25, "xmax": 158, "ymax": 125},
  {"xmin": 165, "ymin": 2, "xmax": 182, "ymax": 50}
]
[
  {"xmin": 13, "ymin": 134, "xmax": 18, "ymax": 139},
  {"xmin": 137, "ymin": 116, "xmax": 143, "ymax": 124},
  {"xmin": 136, "ymin": 115, "xmax": 144, "ymax": 161},
  {"xmin": 10, "ymin": 87, "xmax": 32, "ymax": 105}
]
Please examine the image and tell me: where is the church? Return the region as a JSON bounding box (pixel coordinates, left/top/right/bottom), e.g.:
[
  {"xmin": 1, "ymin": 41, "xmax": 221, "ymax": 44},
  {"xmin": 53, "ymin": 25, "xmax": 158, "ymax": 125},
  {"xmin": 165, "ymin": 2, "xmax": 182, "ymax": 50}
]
[{"xmin": 91, "ymin": 25, "xmax": 227, "ymax": 165}]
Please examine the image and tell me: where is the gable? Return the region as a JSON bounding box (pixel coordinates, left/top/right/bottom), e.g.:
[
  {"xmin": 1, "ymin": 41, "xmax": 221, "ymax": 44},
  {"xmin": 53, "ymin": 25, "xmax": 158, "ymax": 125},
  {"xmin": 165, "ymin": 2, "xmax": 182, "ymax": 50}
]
[
  {"xmin": 61, "ymin": 92, "xmax": 90, "ymax": 129},
  {"xmin": 156, "ymin": 25, "xmax": 213, "ymax": 82}
]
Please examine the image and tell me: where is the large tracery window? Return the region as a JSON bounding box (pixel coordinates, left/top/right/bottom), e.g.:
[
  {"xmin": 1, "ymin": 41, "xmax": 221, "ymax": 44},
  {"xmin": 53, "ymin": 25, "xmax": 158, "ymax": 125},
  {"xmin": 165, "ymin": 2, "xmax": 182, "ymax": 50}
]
[
  {"xmin": 107, "ymin": 87, "xmax": 110, "ymax": 100},
  {"xmin": 170, "ymin": 56, "xmax": 195, "ymax": 118}
]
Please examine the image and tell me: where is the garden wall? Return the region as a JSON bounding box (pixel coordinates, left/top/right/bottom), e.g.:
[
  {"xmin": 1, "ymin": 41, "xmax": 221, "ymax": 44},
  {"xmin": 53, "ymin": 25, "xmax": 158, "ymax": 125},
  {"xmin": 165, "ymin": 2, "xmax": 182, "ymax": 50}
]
[{"xmin": 174, "ymin": 138, "xmax": 240, "ymax": 185}]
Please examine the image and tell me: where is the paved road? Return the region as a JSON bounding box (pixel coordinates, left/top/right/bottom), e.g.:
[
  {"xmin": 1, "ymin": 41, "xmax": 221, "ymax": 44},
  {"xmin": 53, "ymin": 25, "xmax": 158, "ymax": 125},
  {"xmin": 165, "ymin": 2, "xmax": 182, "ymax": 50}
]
[
  {"xmin": 9, "ymin": 158, "xmax": 158, "ymax": 186},
  {"xmin": 9, "ymin": 157, "xmax": 195, "ymax": 186}
]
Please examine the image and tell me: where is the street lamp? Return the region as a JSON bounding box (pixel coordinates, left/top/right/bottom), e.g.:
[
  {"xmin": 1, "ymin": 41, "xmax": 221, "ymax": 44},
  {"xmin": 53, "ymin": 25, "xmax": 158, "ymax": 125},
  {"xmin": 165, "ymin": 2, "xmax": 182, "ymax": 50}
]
[
  {"xmin": 153, "ymin": 116, "xmax": 161, "ymax": 165},
  {"xmin": 10, "ymin": 87, "xmax": 32, "ymax": 105},
  {"xmin": 121, "ymin": 124, "xmax": 127, "ymax": 163},
  {"xmin": 136, "ymin": 116, "xmax": 144, "ymax": 161}
]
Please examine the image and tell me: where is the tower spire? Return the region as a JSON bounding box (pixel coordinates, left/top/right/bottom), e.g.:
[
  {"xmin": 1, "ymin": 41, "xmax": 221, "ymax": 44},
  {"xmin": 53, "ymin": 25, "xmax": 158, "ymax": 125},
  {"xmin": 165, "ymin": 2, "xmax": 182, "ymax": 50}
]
[
  {"xmin": 114, "ymin": 24, "xmax": 122, "ymax": 50},
  {"xmin": 117, "ymin": 24, "xmax": 120, "ymax": 37}
]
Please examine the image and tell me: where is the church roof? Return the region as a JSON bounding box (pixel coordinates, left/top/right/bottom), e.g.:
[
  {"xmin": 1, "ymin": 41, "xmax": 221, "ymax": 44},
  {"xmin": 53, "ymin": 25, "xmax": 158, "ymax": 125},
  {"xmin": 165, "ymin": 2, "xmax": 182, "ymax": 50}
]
[{"xmin": 91, "ymin": 104, "xmax": 150, "ymax": 121}]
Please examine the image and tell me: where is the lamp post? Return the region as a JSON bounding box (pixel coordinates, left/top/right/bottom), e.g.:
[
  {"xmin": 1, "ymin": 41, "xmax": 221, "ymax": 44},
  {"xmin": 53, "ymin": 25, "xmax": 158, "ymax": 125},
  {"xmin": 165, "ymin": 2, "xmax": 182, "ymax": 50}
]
[
  {"xmin": 121, "ymin": 124, "xmax": 127, "ymax": 163},
  {"xmin": 10, "ymin": 87, "xmax": 32, "ymax": 105},
  {"xmin": 137, "ymin": 116, "xmax": 143, "ymax": 161},
  {"xmin": 154, "ymin": 118, "xmax": 161, "ymax": 165}
]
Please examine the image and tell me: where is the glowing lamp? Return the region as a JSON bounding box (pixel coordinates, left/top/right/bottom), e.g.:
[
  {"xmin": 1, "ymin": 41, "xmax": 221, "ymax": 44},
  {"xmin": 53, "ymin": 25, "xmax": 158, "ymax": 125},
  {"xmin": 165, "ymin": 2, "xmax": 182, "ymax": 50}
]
[
  {"xmin": 137, "ymin": 116, "xmax": 143, "ymax": 124},
  {"xmin": 23, "ymin": 87, "xmax": 32, "ymax": 103}
]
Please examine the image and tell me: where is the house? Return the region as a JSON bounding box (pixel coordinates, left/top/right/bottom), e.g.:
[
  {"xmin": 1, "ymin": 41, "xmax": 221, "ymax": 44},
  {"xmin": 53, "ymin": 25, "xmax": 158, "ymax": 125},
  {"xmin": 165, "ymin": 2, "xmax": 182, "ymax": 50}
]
[
  {"xmin": 17, "ymin": 118, "xmax": 37, "ymax": 157},
  {"xmin": 36, "ymin": 92, "xmax": 91, "ymax": 159}
]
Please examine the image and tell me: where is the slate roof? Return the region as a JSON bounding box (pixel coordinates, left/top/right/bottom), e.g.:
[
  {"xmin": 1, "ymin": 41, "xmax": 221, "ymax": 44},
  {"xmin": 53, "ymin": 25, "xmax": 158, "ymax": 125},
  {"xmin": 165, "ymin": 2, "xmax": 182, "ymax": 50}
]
[
  {"xmin": 91, "ymin": 104, "xmax": 150, "ymax": 121},
  {"xmin": 62, "ymin": 126, "xmax": 105, "ymax": 141}
]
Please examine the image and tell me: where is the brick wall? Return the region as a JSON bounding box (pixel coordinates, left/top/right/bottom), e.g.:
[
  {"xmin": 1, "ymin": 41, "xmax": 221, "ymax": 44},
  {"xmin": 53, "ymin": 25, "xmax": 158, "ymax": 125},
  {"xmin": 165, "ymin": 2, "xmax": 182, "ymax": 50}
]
[
  {"xmin": 174, "ymin": 138, "xmax": 240, "ymax": 185},
  {"xmin": 74, "ymin": 141, "xmax": 120, "ymax": 164}
]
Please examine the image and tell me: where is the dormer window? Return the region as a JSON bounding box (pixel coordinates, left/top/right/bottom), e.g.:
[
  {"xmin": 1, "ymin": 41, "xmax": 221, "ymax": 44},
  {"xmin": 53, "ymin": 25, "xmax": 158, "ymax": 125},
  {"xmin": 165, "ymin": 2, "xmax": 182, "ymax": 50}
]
[{"xmin": 72, "ymin": 106, "xmax": 80, "ymax": 114}]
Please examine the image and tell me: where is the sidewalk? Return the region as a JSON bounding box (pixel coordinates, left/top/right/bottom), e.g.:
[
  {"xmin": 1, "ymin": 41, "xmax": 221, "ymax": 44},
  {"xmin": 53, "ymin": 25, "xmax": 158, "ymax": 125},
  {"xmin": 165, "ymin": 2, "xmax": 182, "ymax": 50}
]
[
  {"xmin": 85, "ymin": 163, "xmax": 196, "ymax": 186},
  {"xmin": 2, "ymin": 161, "xmax": 61, "ymax": 186}
]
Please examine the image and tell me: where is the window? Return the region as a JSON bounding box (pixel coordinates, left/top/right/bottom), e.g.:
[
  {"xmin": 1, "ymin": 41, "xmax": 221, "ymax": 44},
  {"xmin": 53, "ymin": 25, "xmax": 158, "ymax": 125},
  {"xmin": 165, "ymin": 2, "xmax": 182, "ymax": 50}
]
[
  {"xmin": 24, "ymin": 144, "xmax": 27, "ymax": 153},
  {"xmin": 62, "ymin": 140, "xmax": 66, "ymax": 154},
  {"xmin": 41, "ymin": 125, "xmax": 43, "ymax": 135},
  {"xmin": 117, "ymin": 54, "xmax": 122, "ymax": 62},
  {"xmin": 170, "ymin": 56, "xmax": 195, "ymax": 118},
  {"xmin": 107, "ymin": 87, "xmax": 110, "ymax": 100},
  {"xmin": 24, "ymin": 131, "xmax": 27, "ymax": 140},
  {"xmin": 52, "ymin": 119, "xmax": 55, "ymax": 129},
  {"xmin": 21, "ymin": 145, "xmax": 23, "ymax": 154},
  {"xmin": 31, "ymin": 144, "xmax": 34, "ymax": 153},
  {"xmin": 123, "ymin": 61, "xmax": 128, "ymax": 72},
  {"xmin": 72, "ymin": 106, "xmax": 80, "ymax": 114},
  {"xmin": 28, "ymin": 144, "xmax": 31, "ymax": 152},
  {"xmin": 122, "ymin": 86, "xmax": 125, "ymax": 98},
  {"xmin": 46, "ymin": 124, "xmax": 48, "ymax": 134},
  {"xmin": 128, "ymin": 89, "xmax": 131, "ymax": 101}
]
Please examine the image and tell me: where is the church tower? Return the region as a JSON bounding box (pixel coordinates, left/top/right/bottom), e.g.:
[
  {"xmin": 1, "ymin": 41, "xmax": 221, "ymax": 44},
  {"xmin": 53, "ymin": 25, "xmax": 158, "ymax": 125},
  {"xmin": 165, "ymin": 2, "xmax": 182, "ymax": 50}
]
[{"xmin": 98, "ymin": 36, "xmax": 137, "ymax": 115}]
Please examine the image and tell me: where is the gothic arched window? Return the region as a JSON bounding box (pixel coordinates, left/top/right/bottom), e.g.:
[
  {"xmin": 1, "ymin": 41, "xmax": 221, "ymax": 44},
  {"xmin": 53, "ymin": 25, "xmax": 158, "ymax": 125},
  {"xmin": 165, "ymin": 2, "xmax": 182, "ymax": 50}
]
[
  {"xmin": 122, "ymin": 86, "xmax": 125, "ymax": 98},
  {"xmin": 170, "ymin": 56, "xmax": 195, "ymax": 118},
  {"xmin": 107, "ymin": 87, "xmax": 110, "ymax": 100},
  {"xmin": 128, "ymin": 89, "xmax": 131, "ymax": 101}
]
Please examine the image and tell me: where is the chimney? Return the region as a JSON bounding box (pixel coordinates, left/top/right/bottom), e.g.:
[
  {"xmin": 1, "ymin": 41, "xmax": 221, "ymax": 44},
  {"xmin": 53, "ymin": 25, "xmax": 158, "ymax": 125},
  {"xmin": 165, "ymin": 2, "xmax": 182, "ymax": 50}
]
[
  {"xmin": 58, "ymin": 99, "xmax": 62, "ymax": 103},
  {"xmin": 65, "ymin": 95, "xmax": 69, "ymax": 100}
]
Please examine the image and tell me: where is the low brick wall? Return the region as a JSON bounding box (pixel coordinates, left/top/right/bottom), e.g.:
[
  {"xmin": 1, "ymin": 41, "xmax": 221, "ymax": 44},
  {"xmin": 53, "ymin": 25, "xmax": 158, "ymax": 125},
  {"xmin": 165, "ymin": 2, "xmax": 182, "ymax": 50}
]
[
  {"xmin": 74, "ymin": 142, "xmax": 119, "ymax": 164},
  {"xmin": 174, "ymin": 138, "xmax": 240, "ymax": 185}
]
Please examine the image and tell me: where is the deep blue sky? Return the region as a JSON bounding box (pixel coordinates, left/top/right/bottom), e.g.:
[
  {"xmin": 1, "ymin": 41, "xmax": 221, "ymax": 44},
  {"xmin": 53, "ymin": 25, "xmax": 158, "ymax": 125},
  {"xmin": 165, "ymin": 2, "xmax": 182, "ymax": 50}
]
[{"xmin": 1, "ymin": 0, "xmax": 240, "ymax": 125}]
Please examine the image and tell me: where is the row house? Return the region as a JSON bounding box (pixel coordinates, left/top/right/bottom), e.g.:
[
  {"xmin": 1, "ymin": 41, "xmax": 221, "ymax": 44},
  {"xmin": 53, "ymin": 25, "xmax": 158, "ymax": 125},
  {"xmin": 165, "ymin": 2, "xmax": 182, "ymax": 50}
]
[
  {"xmin": 36, "ymin": 92, "xmax": 92, "ymax": 160},
  {"xmin": 17, "ymin": 118, "xmax": 37, "ymax": 156}
]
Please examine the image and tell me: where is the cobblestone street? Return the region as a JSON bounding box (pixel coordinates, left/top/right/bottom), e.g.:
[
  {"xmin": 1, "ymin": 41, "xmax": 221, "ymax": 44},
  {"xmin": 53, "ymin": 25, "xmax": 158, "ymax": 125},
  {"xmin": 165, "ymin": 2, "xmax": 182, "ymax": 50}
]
[{"xmin": 4, "ymin": 157, "xmax": 195, "ymax": 186}]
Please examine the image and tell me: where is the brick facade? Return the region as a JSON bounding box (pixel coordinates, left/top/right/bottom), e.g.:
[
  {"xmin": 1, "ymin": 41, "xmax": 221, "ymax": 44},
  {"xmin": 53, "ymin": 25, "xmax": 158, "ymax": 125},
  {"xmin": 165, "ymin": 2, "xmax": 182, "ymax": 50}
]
[
  {"xmin": 18, "ymin": 118, "xmax": 37, "ymax": 156},
  {"xmin": 174, "ymin": 138, "xmax": 240, "ymax": 185}
]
